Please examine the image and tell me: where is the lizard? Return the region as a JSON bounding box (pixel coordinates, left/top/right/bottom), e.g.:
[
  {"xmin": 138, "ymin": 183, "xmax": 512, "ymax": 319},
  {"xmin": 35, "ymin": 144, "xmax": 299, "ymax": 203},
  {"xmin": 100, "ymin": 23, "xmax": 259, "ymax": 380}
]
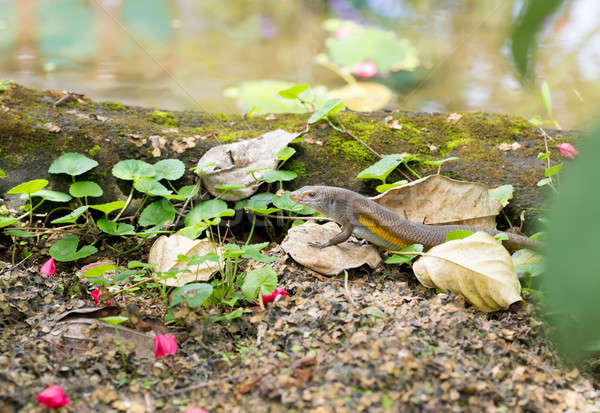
[{"xmin": 289, "ymin": 185, "xmax": 541, "ymax": 253}]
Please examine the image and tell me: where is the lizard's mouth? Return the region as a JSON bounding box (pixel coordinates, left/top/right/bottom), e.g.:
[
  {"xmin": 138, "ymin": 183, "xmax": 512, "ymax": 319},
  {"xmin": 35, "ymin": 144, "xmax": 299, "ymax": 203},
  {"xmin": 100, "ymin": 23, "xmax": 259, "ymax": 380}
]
[{"xmin": 289, "ymin": 192, "xmax": 299, "ymax": 202}]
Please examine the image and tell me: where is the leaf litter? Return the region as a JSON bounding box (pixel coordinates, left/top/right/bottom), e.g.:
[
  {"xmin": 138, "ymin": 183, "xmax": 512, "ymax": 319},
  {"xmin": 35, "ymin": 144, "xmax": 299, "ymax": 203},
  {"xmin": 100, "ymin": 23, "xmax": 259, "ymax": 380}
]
[{"xmin": 1, "ymin": 254, "xmax": 599, "ymax": 412}]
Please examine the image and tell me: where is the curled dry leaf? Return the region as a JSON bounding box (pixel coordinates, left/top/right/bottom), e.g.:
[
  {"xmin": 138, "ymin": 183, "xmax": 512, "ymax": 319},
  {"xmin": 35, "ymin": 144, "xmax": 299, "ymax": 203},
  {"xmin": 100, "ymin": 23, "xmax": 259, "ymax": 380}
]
[
  {"xmin": 446, "ymin": 113, "xmax": 463, "ymax": 123},
  {"xmin": 497, "ymin": 142, "xmax": 522, "ymax": 151},
  {"xmin": 43, "ymin": 122, "xmax": 61, "ymax": 133},
  {"xmin": 372, "ymin": 174, "xmax": 502, "ymax": 229},
  {"xmin": 281, "ymin": 222, "xmax": 381, "ymax": 275},
  {"xmin": 148, "ymin": 135, "xmax": 167, "ymax": 157},
  {"xmin": 148, "ymin": 234, "xmax": 218, "ymax": 287},
  {"xmin": 197, "ymin": 129, "xmax": 297, "ymax": 201},
  {"xmin": 384, "ymin": 115, "xmax": 403, "ymax": 130},
  {"xmin": 412, "ymin": 231, "xmax": 522, "ymax": 312}
]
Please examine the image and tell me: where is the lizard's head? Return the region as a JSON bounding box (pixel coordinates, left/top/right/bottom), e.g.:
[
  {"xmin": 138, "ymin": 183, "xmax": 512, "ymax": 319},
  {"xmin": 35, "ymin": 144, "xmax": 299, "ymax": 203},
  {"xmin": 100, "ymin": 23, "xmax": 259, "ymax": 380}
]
[{"xmin": 290, "ymin": 186, "xmax": 331, "ymax": 215}]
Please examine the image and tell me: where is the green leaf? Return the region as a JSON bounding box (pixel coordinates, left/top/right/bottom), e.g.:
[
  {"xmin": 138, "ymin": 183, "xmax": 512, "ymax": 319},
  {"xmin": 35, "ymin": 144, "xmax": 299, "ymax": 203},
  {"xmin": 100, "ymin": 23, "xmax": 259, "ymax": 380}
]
[
  {"xmin": 488, "ymin": 184, "xmax": 514, "ymax": 207},
  {"xmin": 170, "ymin": 283, "xmax": 213, "ymax": 308},
  {"xmin": 278, "ymin": 83, "xmax": 310, "ymax": 99},
  {"xmin": 26, "ymin": 189, "xmax": 72, "ymax": 202},
  {"xmin": 7, "ymin": 179, "xmax": 48, "ymax": 195},
  {"xmin": 510, "ymin": 0, "xmax": 564, "ymax": 82},
  {"xmin": 537, "ymin": 177, "xmax": 552, "ymax": 187},
  {"xmin": 272, "ymin": 191, "xmax": 315, "ymax": 215},
  {"xmin": 49, "ymin": 235, "xmax": 98, "ymax": 262},
  {"xmin": 242, "ymin": 266, "xmax": 277, "ymax": 300},
  {"xmin": 100, "ymin": 316, "xmax": 128, "ymax": 325},
  {"xmin": 357, "ymin": 154, "xmax": 403, "ymax": 183},
  {"xmin": 69, "ymin": 181, "xmax": 103, "ymax": 198},
  {"xmin": 375, "ymin": 180, "xmax": 408, "ymax": 193},
  {"xmin": 529, "ymin": 116, "xmax": 543, "ymax": 127},
  {"xmin": 0, "ymin": 217, "xmax": 18, "ymax": 228},
  {"xmin": 540, "ymin": 81, "xmax": 553, "ymax": 118},
  {"xmin": 50, "ymin": 206, "xmax": 89, "ymax": 224},
  {"xmin": 211, "ymin": 308, "xmax": 247, "ymax": 322},
  {"xmin": 241, "ymin": 244, "xmax": 277, "ymax": 263},
  {"xmin": 83, "ymin": 264, "xmax": 119, "ymax": 278},
  {"xmin": 133, "ymin": 177, "xmax": 172, "ymax": 196},
  {"xmin": 494, "ymin": 232, "xmax": 509, "ymax": 242},
  {"xmin": 49, "ymin": 153, "xmax": 99, "ymax": 176},
  {"xmin": 177, "ymin": 223, "xmax": 209, "ymax": 240},
  {"xmin": 112, "ymin": 159, "xmax": 155, "ymax": 180},
  {"xmin": 139, "ymin": 199, "xmax": 175, "ymax": 227},
  {"xmin": 545, "ymin": 163, "xmax": 563, "ymax": 177},
  {"xmin": 89, "ymin": 201, "xmax": 126, "ymax": 215},
  {"xmin": 97, "ymin": 219, "xmax": 136, "ymax": 236},
  {"xmin": 263, "ymin": 169, "xmax": 297, "ymax": 183},
  {"xmin": 537, "ymin": 151, "xmax": 551, "ymax": 160},
  {"xmin": 445, "ymin": 230, "xmax": 474, "ymax": 242},
  {"xmin": 384, "ymin": 244, "xmax": 423, "ymax": 264},
  {"xmin": 5, "ymin": 229, "xmax": 34, "ymax": 238},
  {"xmin": 0, "ymin": 167, "xmax": 6, "ymax": 178},
  {"xmin": 423, "ymin": 157, "xmax": 459, "ymax": 167},
  {"xmin": 214, "ymin": 184, "xmax": 246, "ymax": 191},
  {"xmin": 185, "ymin": 199, "xmax": 234, "ymax": 226},
  {"xmin": 308, "ymin": 98, "xmax": 344, "ymax": 124},
  {"xmin": 153, "ymin": 159, "xmax": 186, "ymax": 181},
  {"xmin": 277, "ymin": 147, "xmax": 296, "ymax": 161},
  {"xmin": 235, "ymin": 193, "xmax": 274, "ymax": 211}
]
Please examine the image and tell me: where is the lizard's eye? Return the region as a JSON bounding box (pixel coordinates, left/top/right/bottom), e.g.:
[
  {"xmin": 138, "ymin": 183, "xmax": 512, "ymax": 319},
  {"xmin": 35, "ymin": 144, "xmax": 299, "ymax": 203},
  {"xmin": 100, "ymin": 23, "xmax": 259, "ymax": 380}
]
[{"xmin": 307, "ymin": 192, "xmax": 316, "ymax": 198}]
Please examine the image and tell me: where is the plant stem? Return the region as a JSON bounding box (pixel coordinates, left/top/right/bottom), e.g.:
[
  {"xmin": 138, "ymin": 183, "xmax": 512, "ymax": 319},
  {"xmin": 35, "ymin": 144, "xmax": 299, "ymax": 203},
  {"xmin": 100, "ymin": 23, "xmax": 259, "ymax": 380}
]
[
  {"xmin": 245, "ymin": 214, "xmax": 257, "ymax": 246},
  {"xmin": 114, "ymin": 186, "xmax": 135, "ymax": 222}
]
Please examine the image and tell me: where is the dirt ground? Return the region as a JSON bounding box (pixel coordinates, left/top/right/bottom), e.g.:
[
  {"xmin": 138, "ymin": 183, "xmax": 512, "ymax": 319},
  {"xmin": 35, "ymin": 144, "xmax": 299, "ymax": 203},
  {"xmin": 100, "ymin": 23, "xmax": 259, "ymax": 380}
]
[{"xmin": 1, "ymin": 245, "xmax": 599, "ymax": 413}]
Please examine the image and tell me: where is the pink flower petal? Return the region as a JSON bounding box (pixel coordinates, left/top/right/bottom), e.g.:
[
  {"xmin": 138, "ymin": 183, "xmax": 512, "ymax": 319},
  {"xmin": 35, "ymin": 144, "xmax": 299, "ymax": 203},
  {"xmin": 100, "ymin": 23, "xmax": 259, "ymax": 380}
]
[
  {"xmin": 351, "ymin": 60, "xmax": 377, "ymax": 79},
  {"xmin": 184, "ymin": 409, "xmax": 209, "ymax": 413},
  {"xmin": 557, "ymin": 143, "xmax": 579, "ymax": 159},
  {"xmin": 335, "ymin": 25, "xmax": 356, "ymax": 39},
  {"xmin": 154, "ymin": 334, "xmax": 178, "ymax": 358},
  {"xmin": 37, "ymin": 385, "xmax": 71, "ymax": 408},
  {"xmin": 262, "ymin": 287, "xmax": 289, "ymax": 306},
  {"xmin": 90, "ymin": 289, "xmax": 101, "ymax": 307},
  {"xmin": 40, "ymin": 258, "xmax": 56, "ymax": 277}
]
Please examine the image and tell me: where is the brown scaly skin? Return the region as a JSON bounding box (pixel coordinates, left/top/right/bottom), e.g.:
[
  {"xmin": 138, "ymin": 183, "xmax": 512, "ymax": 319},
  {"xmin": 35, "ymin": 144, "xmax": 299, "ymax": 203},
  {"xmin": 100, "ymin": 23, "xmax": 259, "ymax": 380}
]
[{"xmin": 290, "ymin": 185, "xmax": 541, "ymax": 252}]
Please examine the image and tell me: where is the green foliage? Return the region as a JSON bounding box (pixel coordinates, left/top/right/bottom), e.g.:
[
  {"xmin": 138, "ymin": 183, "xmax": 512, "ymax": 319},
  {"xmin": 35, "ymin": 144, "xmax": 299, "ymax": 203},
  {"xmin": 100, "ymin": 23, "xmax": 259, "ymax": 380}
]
[
  {"xmin": 26, "ymin": 189, "xmax": 72, "ymax": 202},
  {"xmin": 50, "ymin": 206, "xmax": 89, "ymax": 224},
  {"xmin": 444, "ymin": 230, "xmax": 475, "ymax": 242},
  {"xmin": 48, "ymin": 153, "xmax": 98, "ymax": 176},
  {"xmin": 375, "ymin": 180, "xmax": 407, "ymax": 193},
  {"xmin": 139, "ymin": 199, "xmax": 175, "ymax": 227},
  {"xmin": 97, "ymin": 219, "xmax": 136, "ymax": 236},
  {"xmin": 112, "ymin": 159, "xmax": 155, "ymax": 180},
  {"xmin": 308, "ymin": 98, "xmax": 344, "ymax": 124},
  {"xmin": 49, "ymin": 235, "xmax": 97, "ymax": 262},
  {"xmin": 488, "ymin": 185, "xmax": 514, "ymax": 207},
  {"xmin": 134, "ymin": 177, "xmax": 172, "ymax": 196},
  {"xmin": 100, "ymin": 316, "xmax": 128, "ymax": 325},
  {"xmin": 510, "ymin": 0, "xmax": 564, "ymax": 82},
  {"xmin": 323, "ymin": 19, "xmax": 419, "ymax": 72},
  {"xmin": 544, "ymin": 121, "xmax": 600, "ymax": 361},
  {"xmin": 278, "ymin": 83, "xmax": 310, "ymax": 99},
  {"xmin": 357, "ymin": 154, "xmax": 403, "ymax": 184},
  {"xmin": 69, "ymin": 181, "xmax": 103, "ymax": 198},
  {"xmin": 83, "ymin": 264, "xmax": 119, "ymax": 278},
  {"xmin": 384, "ymin": 244, "xmax": 423, "ymax": 264},
  {"xmin": 153, "ymin": 159, "xmax": 185, "ymax": 181},
  {"xmin": 242, "ymin": 266, "xmax": 277, "ymax": 300},
  {"xmin": 89, "ymin": 201, "xmax": 126, "ymax": 215},
  {"xmin": 170, "ymin": 283, "xmax": 213, "ymax": 308},
  {"xmin": 7, "ymin": 179, "xmax": 48, "ymax": 195},
  {"xmin": 185, "ymin": 199, "xmax": 235, "ymax": 227},
  {"xmin": 263, "ymin": 169, "xmax": 297, "ymax": 184}
]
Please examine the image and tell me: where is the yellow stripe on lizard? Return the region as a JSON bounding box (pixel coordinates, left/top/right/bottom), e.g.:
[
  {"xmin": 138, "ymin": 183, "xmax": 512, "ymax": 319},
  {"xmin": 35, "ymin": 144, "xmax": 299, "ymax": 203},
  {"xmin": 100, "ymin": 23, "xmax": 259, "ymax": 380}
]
[{"xmin": 358, "ymin": 214, "xmax": 411, "ymax": 249}]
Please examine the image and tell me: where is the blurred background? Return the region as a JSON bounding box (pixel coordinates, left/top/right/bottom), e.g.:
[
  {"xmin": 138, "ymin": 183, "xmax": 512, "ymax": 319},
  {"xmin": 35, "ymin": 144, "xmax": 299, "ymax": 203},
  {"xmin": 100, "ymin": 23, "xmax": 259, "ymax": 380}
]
[{"xmin": 0, "ymin": 0, "xmax": 599, "ymax": 129}]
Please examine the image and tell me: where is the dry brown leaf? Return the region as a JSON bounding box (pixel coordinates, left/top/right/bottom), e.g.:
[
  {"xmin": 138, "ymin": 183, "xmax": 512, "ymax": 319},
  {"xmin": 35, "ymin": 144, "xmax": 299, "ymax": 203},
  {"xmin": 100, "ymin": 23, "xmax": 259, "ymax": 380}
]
[
  {"xmin": 446, "ymin": 113, "xmax": 463, "ymax": 123},
  {"xmin": 161, "ymin": 128, "xmax": 179, "ymax": 133},
  {"xmin": 43, "ymin": 122, "xmax": 61, "ymax": 133},
  {"xmin": 148, "ymin": 234, "xmax": 218, "ymax": 286},
  {"xmin": 428, "ymin": 144, "xmax": 438, "ymax": 154},
  {"xmin": 372, "ymin": 174, "xmax": 502, "ymax": 228},
  {"xmin": 412, "ymin": 232, "xmax": 522, "ymax": 312},
  {"xmin": 197, "ymin": 129, "xmax": 297, "ymax": 201},
  {"xmin": 384, "ymin": 115, "xmax": 403, "ymax": 130},
  {"xmin": 265, "ymin": 114, "xmax": 277, "ymax": 120},
  {"xmin": 329, "ymin": 82, "xmax": 392, "ymax": 112},
  {"xmin": 281, "ymin": 222, "xmax": 381, "ymax": 275},
  {"xmin": 498, "ymin": 142, "xmax": 522, "ymax": 151}
]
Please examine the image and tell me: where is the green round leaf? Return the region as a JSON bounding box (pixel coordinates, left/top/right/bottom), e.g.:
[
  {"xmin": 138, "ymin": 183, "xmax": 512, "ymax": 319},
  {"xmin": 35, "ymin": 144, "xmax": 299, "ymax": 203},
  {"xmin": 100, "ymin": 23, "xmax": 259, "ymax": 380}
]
[
  {"xmin": 263, "ymin": 169, "xmax": 297, "ymax": 183},
  {"xmin": 307, "ymin": 98, "xmax": 344, "ymax": 124},
  {"xmin": 69, "ymin": 181, "xmax": 103, "ymax": 198},
  {"xmin": 276, "ymin": 147, "xmax": 296, "ymax": 161},
  {"xmin": 97, "ymin": 219, "xmax": 136, "ymax": 236},
  {"xmin": 0, "ymin": 217, "xmax": 18, "ymax": 228},
  {"xmin": 278, "ymin": 83, "xmax": 310, "ymax": 100},
  {"xmin": 133, "ymin": 177, "xmax": 172, "ymax": 196},
  {"xmin": 7, "ymin": 179, "xmax": 48, "ymax": 195},
  {"xmin": 357, "ymin": 154, "xmax": 403, "ymax": 183},
  {"xmin": 89, "ymin": 201, "xmax": 126, "ymax": 215},
  {"xmin": 153, "ymin": 159, "xmax": 185, "ymax": 181},
  {"xmin": 139, "ymin": 199, "xmax": 175, "ymax": 227},
  {"xmin": 49, "ymin": 235, "xmax": 98, "ymax": 262},
  {"xmin": 51, "ymin": 205, "xmax": 89, "ymax": 224},
  {"xmin": 242, "ymin": 266, "xmax": 277, "ymax": 300},
  {"xmin": 170, "ymin": 283, "xmax": 213, "ymax": 308},
  {"xmin": 185, "ymin": 199, "xmax": 234, "ymax": 226},
  {"xmin": 26, "ymin": 189, "xmax": 72, "ymax": 202},
  {"xmin": 49, "ymin": 153, "xmax": 99, "ymax": 176},
  {"xmin": 112, "ymin": 159, "xmax": 155, "ymax": 180}
]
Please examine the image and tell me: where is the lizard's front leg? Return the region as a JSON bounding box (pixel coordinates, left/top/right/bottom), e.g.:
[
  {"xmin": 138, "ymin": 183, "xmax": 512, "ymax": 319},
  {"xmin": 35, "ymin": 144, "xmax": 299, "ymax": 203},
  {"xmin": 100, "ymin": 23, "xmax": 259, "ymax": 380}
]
[{"xmin": 309, "ymin": 224, "xmax": 354, "ymax": 248}]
